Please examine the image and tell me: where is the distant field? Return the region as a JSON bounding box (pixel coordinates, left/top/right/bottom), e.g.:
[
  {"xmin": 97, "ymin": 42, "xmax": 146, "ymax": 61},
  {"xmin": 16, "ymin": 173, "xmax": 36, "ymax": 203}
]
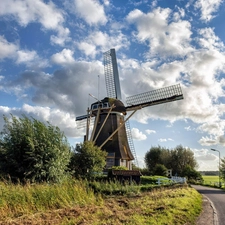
[{"xmin": 202, "ymin": 175, "xmax": 219, "ymax": 183}]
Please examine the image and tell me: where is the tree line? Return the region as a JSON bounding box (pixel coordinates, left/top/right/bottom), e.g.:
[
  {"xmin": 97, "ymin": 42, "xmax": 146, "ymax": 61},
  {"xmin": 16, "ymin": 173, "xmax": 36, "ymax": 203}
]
[{"xmin": 144, "ymin": 145, "xmax": 202, "ymax": 181}]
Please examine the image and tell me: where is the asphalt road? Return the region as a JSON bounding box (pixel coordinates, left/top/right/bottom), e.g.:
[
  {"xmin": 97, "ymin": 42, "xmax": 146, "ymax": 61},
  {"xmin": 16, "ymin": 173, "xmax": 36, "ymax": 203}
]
[{"xmin": 192, "ymin": 185, "xmax": 225, "ymax": 225}]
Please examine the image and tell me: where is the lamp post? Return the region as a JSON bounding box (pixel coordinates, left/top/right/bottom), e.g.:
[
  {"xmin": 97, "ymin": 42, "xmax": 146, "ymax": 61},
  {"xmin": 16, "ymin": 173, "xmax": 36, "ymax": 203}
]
[{"xmin": 211, "ymin": 148, "xmax": 221, "ymax": 187}]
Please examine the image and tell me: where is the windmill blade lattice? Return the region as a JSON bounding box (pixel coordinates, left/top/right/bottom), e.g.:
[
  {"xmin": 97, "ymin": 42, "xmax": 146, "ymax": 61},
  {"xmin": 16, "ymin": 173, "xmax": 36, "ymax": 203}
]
[
  {"xmin": 104, "ymin": 49, "xmax": 122, "ymax": 100},
  {"xmin": 126, "ymin": 84, "xmax": 183, "ymax": 111},
  {"xmin": 125, "ymin": 120, "xmax": 139, "ymax": 168}
]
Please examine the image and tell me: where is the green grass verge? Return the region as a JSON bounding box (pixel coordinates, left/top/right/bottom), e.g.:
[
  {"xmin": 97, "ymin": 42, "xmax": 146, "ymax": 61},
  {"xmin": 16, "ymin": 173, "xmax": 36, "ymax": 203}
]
[{"xmin": 0, "ymin": 178, "xmax": 202, "ymax": 224}]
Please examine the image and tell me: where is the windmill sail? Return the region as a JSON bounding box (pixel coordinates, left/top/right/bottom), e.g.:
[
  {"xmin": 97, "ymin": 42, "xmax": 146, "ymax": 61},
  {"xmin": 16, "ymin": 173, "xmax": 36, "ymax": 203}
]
[
  {"xmin": 104, "ymin": 49, "xmax": 122, "ymax": 100},
  {"xmin": 126, "ymin": 84, "xmax": 183, "ymax": 111},
  {"xmin": 125, "ymin": 120, "xmax": 139, "ymax": 168}
]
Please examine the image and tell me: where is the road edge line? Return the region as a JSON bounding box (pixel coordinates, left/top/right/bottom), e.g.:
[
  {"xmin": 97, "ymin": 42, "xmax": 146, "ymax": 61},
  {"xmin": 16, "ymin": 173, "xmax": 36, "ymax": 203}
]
[{"xmin": 202, "ymin": 194, "xmax": 219, "ymax": 225}]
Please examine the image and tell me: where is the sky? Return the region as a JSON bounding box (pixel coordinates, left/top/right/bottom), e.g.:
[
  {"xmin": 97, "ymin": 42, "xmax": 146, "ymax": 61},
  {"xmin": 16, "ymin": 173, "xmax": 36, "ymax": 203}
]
[{"xmin": 1, "ymin": 0, "xmax": 225, "ymax": 171}]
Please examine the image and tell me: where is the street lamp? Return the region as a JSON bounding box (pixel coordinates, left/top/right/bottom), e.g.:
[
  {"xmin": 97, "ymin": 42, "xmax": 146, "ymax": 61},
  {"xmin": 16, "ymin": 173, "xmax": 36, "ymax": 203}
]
[{"xmin": 211, "ymin": 148, "xmax": 221, "ymax": 187}]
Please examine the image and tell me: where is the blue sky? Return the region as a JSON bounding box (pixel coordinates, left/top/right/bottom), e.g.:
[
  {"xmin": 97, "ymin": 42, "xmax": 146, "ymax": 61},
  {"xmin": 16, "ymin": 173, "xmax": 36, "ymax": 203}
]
[{"xmin": 1, "ymin": 0, "xmax": 225, "ymax": 171}]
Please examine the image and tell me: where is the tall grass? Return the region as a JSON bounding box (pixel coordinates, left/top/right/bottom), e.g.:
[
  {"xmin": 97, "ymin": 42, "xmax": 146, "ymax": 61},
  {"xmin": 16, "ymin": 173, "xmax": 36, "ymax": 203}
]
[
  {"xmin": 0, "ymin": 179, "xmax": 102, "ymax": 221},
  {"xmin": 90, "ymin": 179, "xmax": 141, "ymax": 195},
  {"xmin": 0, "ymin": 177, "xmax": 203, "ymax": 224}
]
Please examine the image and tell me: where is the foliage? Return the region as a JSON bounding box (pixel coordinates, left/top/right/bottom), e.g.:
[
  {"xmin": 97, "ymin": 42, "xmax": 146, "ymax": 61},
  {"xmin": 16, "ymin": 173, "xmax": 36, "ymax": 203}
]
[
  {"xmin": 0, "ymin": 179, "xmax": 102, "ymax": 221},
  {"xmin": 69, "ymin": 141, "xmax": 107, "ymax": 179},
  {"xmin": 144, "ymin": 146, "xmax": 165, "ymax": 173},
  {"xmin": 139, "ymin": 168, "xmax": 152, "ymax": 176},
  {"xmin": 170, "ymin": 145, "xmax": 198, "ymax": 175},
  {"xmin": 181, "ymin": 165, "xmax": 203, "ymax": 182},
  {"xmin": 131, "ymin": 163, "xmax": 140, "ymax": 171},
  {"xmin": 0, "ymin": 181, "xmax": 202, "ymax": 224},
  {"xmin": 89, "ymin": 179, "xmax": 140, "ymax": 195},
  {"xmin": 220, "ymin": 157, "xmax": 225, "ymax": 182},
  {"xmin": 144, "ymin": 145, "xmax": 198, "ymax": 177},
  {"xmin": 153, "ymin": 164, "xmax": 168, "ymax": 176},
  {"xmin": 111, "ymin": 166, "xmax": 128, "ymax": 170},
  {"xmin": 0, "ymin": 114, "xmax": 71, "ymax": 183}
]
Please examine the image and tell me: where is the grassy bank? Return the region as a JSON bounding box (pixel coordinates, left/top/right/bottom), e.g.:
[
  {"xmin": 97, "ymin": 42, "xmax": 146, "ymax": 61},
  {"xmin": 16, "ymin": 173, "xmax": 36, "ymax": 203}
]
[{"xmin": 0, "ymin": 179, "xmax": 202, "ymax": 224}]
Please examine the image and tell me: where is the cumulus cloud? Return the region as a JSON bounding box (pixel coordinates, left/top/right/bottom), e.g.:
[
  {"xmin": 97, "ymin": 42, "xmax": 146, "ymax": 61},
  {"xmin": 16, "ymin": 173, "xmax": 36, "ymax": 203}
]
[
  {"xmin": 126, "ymin": 7, "xmax": 193, "ymax": 58},
  {"xmin": 193, "ymin": 148, "xmax": 219, "ymax": 170},
  {"xmin": 0, "ymin": 36, "xmax": 18, "ymax": 59},
  {"xmin": 51, "ymin": 49, "xmax": 75, "ymax": 65},
  {"xmin": 194, "ymin": 0, "xmax": 222, "ymax": 22},
  {"xmin": 0, "ymin": 104, "xmax": 79, "ymax": 138},
  {"xmin": 0, "ymin": 0, "xmax": 225, "ymax": 156},
  {"xmin": 0, "ymin": 0, "xmax": 70, "ymax": 45},
  {"xmin": 15, "ymin": 49, "xmax": 48, "ymax": 68},
  {"xmin": 0, "ymin": 0, "xmax": 64, "ymax": 28},
  {"xmin": 131, "ymin": 128, "xmax": 147, "ymax": 140},
  {"xmin": 72, "ymin": 0, "xmax": 107, "ymax": 25},
  {"xmin": 3, "ymin": 60, "xmax": 105, "ymax": 117},
  {"xmin": 77, "ymin": 31, "xmax": 129, "ymax": 57},
  {"xmin": 198, "ymin": 136, "xmax": 218, "ymax": 146}
]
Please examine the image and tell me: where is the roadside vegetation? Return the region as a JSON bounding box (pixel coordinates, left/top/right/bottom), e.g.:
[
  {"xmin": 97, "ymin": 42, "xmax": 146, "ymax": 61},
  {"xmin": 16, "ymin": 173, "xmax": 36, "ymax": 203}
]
[
  {"xmin": 0, "ymin": 179, "xmax": 202, "ymax": 224},
  {"xmin": 0, "ymin": 114, "xmax": 217, "ymax": 224}
]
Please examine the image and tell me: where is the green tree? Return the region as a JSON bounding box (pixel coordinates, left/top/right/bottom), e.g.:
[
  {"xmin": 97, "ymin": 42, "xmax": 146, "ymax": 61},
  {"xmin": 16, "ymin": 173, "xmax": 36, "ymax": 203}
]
[
  {"xmin": 0, "ymin": 115, "xmax": 71, "ymax": 183},
  {"xmin": 154, "ymin": 164, "xmax": 168, "ymax": 176},
  {"xmin": 144, "ymin": 146, "xmax": 164, "ymax": 174},
  {"xmin": 144, "ymin": 145, "xmax": 198, "ymax": 176},
  {"xmin": 171, "ymin": 145, "xmax": 198, "ymax": 176},
  {"xmin": 181, "ymin": 165, "xmax": 203, "ymax": 182},
  {"xmin": 220, "ymin": 157, "xmax": 225, "ymax": 182},
  {"xmin": 69, "ymin": 141, "xmax": 107, "ymax": 179}
]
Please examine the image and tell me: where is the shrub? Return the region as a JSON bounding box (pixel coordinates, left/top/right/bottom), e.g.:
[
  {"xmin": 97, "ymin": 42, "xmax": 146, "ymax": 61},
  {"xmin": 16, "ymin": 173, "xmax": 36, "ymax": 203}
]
[{"xmin": 0, "ymin": 115, "xmax": 71, "ymax": 183}]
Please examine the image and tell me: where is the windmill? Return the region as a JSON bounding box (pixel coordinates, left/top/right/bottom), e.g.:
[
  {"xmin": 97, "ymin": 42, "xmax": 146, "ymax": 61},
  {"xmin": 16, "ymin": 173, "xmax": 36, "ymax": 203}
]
[{"xmin": 76, "ymin": 49, "xmax": 183, "ymax": 170}]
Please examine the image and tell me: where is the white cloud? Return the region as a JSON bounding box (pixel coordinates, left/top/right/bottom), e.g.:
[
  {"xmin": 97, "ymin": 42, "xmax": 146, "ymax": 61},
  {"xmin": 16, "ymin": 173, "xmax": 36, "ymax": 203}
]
[
  {"xmin": 0, "ymin": 0, "xmax": 64, "ymax": 29},
  {"xmin": 197, "ymin": 28, "xmax": 225, "ymax": 50},
  {"xmin": 184, "ymin": 126, "xmax": 192, "ymax": 131},
  {"xmin": 73, "ymin": 0, "xmax": 107, "ymax": 25},
  {"xmin": 0, "ymin": 37, "xmax": 49, "ymax": 67},
  {"xmin": 126, "ymin": 7, "xmax": 193, "ymax": 58},
  {"xmin": 51, "ymin": 49, "xmax": 75, "ymax": 65},
  {"xmin": 77, "ymin": 31, "xmax": 129, "ymax": 57},
  {"xmin": 3, "ymin": 60, "xmax": 105, "ymax": 117},
  {"xmin": 198, "ymin": 136, "xmax": 218, "ymax": 146},
  {"xmin": 146, "ymin": 129, "xmax": 156, "ymax": 134},
  {"xmin": 158, "ymin": 138, "xmax": 167, "ymax": 142},
  {"xmin": 194, "ymin": 0, "xmax": 222, "ymax": 22},
  {"xmin": 78, "ymin": 42, "xmax": 97, "ymax": 58},
  {"xmin": 193, "ymin": 148, "xmax": 219, "ymax": 170},
  {"xmin": 16, "ymin": 50, "xmax": 38, "ymax": 64},
  {"xmin": 0, "ymin": 0, "xmax": 70, "ymax": 46},
  {"xmin": 197, "ymin": 121, "xmax": 225, "ymax": 137},
  {"xmin": 50, "ymin": 27, "xmax": 71, "ymax": 46},
  {"xmin": 131, "ymin": 128, "xmax": 147, "ymax": 140},
  {"xmin": 158, "ymin": 138, "xmax": 173, "ymax": 142},
  {"xmin": 0, "ymin": 36, "xmax": 18, "ymax": 59},
  {"xmin": 16, "ymin": 50, "xmax": 48, "ymax": 68}
]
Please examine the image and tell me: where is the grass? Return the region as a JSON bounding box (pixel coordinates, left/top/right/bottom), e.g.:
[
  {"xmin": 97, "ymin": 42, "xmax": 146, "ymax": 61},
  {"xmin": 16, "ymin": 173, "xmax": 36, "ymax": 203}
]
[
  {"xmin": 202, "ymin": 175, "xmax": 219, "ymax": 183},
  {"xmin": 202, "ymin": 175, "xmax": 224, "ymax": 188},
  {"xmin": 0, "ymin": 179, "xmax": 102, "ymax": 221},
  {"xmin": 0, "ymin": 178, "xmax": 202, "ymax": 224}
]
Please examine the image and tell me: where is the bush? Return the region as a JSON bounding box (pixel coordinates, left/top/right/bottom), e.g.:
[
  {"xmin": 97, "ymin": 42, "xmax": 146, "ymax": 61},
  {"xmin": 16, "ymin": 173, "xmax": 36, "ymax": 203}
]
[
  {"xmin": 69, "ymin": 141, "xmax": 107, "ymax": 179},
  {"xmin": 0, "ymin": 115, "xmax": 71, "ymax": 183}
]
